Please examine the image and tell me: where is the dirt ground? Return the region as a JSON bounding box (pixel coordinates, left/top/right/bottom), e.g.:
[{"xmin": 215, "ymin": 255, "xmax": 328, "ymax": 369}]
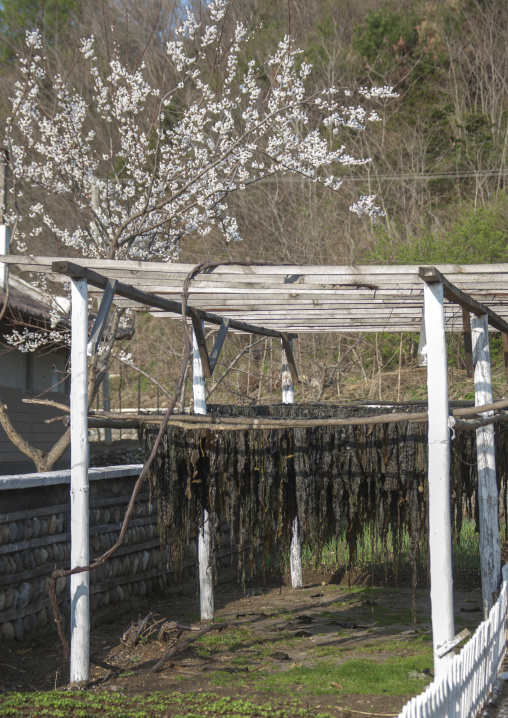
[{"xmin": 0, "ymin": 567, "xmax": 486, "ymax": 717}]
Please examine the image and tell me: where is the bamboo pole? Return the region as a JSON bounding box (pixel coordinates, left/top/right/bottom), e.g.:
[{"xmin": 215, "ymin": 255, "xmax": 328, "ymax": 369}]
[
  {"xmin": 86, "ymin": 398, "xmax": 508, "ymax": 430},
  {"xmin": 282, "ymin": 337, "xmax": 302, "ymax": 589},
  {"xmin": 423, "ymin": 281, "xmax": 455, "ymax": 680},
  {"xmin": 193, "ymin": 327, "xmax": 214, "ymax": 622},
  {"xmin": 472, "ymin": 313, "xmax": 501, "ymax": 617},
  {"xmin": 70, "ymin": 278, "xmax": 90, "ymax": 685}
]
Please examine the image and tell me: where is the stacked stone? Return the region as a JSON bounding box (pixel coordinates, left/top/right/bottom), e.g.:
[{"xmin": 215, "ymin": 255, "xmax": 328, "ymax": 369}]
[
  {"xmin": 0, "ymin": 470, "xmax": 198, "ymax": 644},
  {"xmin": 0, "ymin": 510, "xmax": 70, "ymax": 643},
  {"xmin": 0, "ymin": 466, "xmax": 245, "ymax": 644}
]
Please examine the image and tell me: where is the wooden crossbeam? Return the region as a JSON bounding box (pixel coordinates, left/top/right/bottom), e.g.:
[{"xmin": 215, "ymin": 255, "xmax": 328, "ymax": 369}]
[
  {"xmin": 51, "ymin": 260, "xmax": 297, "ymax": 343},
  {"xmin": 419, "ymin": 266, "xmax": 508, "ymax": 334},
  {"xmin": 280, "ymin": 333, "xmax": 300, "ymax": 385},
  {"xmin": 190, "ymin": 314, "xmax": 231, "ymax": 378},
  {"xmin": 209, "ymin": 318, "xmax": 231, "ymax": 374},
  {"xmin": 87, "ymin": 279, "xmax": 118, "ymax": 356},
  {"xmin": 190, "ymin": 310, "xmax": 212, "ymax": 378}
]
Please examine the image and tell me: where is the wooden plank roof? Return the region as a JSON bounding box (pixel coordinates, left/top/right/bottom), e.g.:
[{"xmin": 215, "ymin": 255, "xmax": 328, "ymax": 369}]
[{"xmin": 3, "ymin": 256, "xmax": 508, "ymax": 334}]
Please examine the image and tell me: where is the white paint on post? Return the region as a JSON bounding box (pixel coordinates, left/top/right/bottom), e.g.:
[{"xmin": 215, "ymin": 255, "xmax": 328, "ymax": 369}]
[
  {"xmin": 281, "ymin": 339, "xmax": 295, "ymax": 405},
  {"xmin": 193, "ymin": 328, "xmax": 207, "ymax": 415},
  {"xmin": 290, "ymin": 516, "xmax": 303, "ymax": 588},
  {"xmin": 193, "ymin": 328, "xmax": 214, "ymax": 621},
  {"xmin": 70, "ymin": 278, "xmax": 90, "ymax": 685},
  {"xmin": 0, "ymin": 224, "xmax": 11, "ymax": 291},
  {"xmin": 417, "ymin": 311, "xmax": 427, "ymax": 367},
  {"xmin": 423, "ymin": 282, "xmax": 455, "ymax": 680},
  {"xmin": 472, "ymin": 313, "xmax": 501, "ymax": 618},
  {"xmin": 282, "ymin": 339, "xmax": 303, "ymax": 588}
]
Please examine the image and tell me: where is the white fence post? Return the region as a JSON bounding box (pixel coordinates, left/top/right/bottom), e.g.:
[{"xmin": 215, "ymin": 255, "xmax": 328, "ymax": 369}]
[
  {"xmin": 193, "ymin": 327, "xmax": 214, "ymax": 621},
  {"xmin": 472, "ymin": 313, "xmax": 501, "ymax": 617},
  {"xmin": 282, "ymin": 338, "xmax": 303, "ymax": 589},
  {"xmin": 70, "ymin": 278, "xmax": 90, "ymax": 685},
  {"xmin": 423, "ymin": 282, "xmax": 455, "ymax": 680}
]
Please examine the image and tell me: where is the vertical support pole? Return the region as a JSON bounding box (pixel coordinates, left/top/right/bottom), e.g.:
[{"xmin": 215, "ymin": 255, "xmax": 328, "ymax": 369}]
[
  {"xmin": 0, "ymin": 150, "xmax": 9, "ymax": 290},
  {"xmin": 472, "ymin": 313, "xmax": 501, "ymax": 617},
  {"xmin": 423, "ymin": 281, "xmax": 454, "ymax": 680},
  {"xmin": 283, "ymin": 338, "xmax": 302, "ymax": 589},
  {"xmin": 70, "ymin": 278, "xmax": 90, "ymax": 685},
  {"xmin": 282, "ymin": 338, "xmax": 295, "ymax": 404},
  {"xmin": 0, "ymin": 149, "xmax": 8, "ymax": 224},
  {"xmin": 0, "ymin": 225, "xmax": 11, "ymax": 291},
  {"xmin": 193, "ymin": 327, "xmax": 214, "ymax": 621},
  {"xmin": 417, "ymin": 312, "xmax": 427, "ymax": 367}
]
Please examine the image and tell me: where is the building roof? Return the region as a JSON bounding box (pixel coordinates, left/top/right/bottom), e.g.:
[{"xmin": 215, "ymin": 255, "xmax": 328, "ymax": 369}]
[{"xmin": 0, "ymin": 274, "xmax": 62, "ymax": 327}]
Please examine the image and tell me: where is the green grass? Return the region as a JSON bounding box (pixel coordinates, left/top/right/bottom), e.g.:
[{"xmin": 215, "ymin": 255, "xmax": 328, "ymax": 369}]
[
  {"xmin": 0, "ymin": 691, "xmax": 334, "ymax": 718},
  {"xmin": 210, "ymin": 653, "xmax": 433, "ymax": 696},
  {"xmin": 270, "ymin": 519, "xmax": 488, "ymax": 583}
]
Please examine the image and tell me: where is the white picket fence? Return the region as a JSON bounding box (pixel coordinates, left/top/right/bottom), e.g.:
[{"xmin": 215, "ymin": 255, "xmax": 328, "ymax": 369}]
[{"xmin": 399, "ymin": 566, "xmax": 508, "ymax": 718}]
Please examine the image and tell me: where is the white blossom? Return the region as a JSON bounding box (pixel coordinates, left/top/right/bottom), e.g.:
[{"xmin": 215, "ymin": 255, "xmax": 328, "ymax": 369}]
[{"xmin": 4, "ymin": 0, "xmax": 396, "ymax": 351}]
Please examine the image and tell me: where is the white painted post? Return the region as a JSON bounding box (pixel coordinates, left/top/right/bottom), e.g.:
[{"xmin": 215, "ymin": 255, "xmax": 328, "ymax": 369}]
[
  {"xmin": 282, "ymin": 339, "xmax": 303, "ymax": 589},
  {"xmin": 281, "ymin": 339, "xmax": 295, "ymax": 405},
  {"xmin": 0, "ymin": 225, "xmax": 11, "ymax": 291},
  {"xmin": 70, "ymin": 278, "xmax": 90, "ymax": 685},
  {"xmin": 193, "ymin": 328, "xmax": 214, "ymax": 621},
  {"xmin": 423, "ymin": 282, "xmax": 455, "ymax": 680},
  {"xmin": 290, "ymin": 516, "xmax": 303, "ymax": 588},
  {"xmin": 472, "ymin": 313, "xmax": 501, "ymax": 618},
  {"xmin": 417, "ymin": 312, "xmax": 427, "ymax": 367}
]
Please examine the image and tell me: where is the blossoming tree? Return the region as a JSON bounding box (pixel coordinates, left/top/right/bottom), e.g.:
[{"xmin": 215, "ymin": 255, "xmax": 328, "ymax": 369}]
[{"xmin": 1, "ymin": 0, "xmax": 396, "ymax": 470}]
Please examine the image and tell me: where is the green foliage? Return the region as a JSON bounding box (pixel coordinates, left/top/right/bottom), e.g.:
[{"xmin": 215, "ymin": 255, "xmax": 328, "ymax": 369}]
[
  {"xmin": 0, "ymin": 0, "xmax": 81, "ymax": 62},
  {"xmin": 211, "ymin": 655, "xmax": 433, "ymax": 696},
  {"xmin": 366, "ymin": 194, "xmax": 508, "ymax": 265},
  {"xmin": 352, "ymin": 4, "xmax": 419, "ymax": 72},
  {"xmin": 0, "ymin": 690, "xmax": 332, "ymax": 718}
]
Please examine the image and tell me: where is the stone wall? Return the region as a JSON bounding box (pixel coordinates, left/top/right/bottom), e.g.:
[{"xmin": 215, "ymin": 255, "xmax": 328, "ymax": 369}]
[{"xmin": 0, "ymin": 465, "xmax": 237, "ymax": 644}]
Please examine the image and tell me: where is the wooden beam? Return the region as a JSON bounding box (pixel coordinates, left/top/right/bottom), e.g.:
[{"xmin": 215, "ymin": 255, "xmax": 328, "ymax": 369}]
[
  {"xmin": 462, "ymin": 309, "xmax": 473, "ymax": 378},
  {"xmin": 87, "ymin": 279, "xmax": 118, "ymax": 356},
  {"xmin": 88, "ymin": 398, "xmax": 508, "ymax": 424},
  {"xmin": 435, "ymin": 628, "xmax": 471, "ymax": 658},
  {"xmin": 190, "ymin": 314, "xmax": 231, "ymax": 378},
  {"xmin": 419, "ymin": 266, "xmax": 508, "ymax": 334},
  {"xmin": 281, "ymin": 333, "xmax": 299, "ymax": 385},
  {"xmin": 190, "ymin": 311, "xmax": 212, "ymax": 379},
  {"xmin": 51, "ymin": 261, "xmax": 298, "ymax": 342},
  {"xmin": 209, "ymin": 318, "xmax": 230, "ymax": 374}
]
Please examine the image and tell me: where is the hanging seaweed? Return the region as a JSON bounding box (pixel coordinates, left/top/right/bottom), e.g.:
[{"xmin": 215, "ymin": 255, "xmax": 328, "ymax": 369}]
[{"xmin": 143, "ymin": 402, "xmax": 508, "ymax": 599}]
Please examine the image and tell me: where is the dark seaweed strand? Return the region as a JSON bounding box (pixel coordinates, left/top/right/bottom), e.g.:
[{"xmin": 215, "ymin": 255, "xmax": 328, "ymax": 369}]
[{"xmin": 143, "ymin": 403, "xmax": 508, "ymax": 600}]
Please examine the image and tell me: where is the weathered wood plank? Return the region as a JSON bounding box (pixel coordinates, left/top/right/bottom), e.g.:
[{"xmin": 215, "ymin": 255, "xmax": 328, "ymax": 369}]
[
  {"xmin": 6, "ymin": 255, "xmax": 508, "ymax": 274},
  {"xmin": 420, "ymin": 266, "xmax": 508, "ymax": 334},
  {"xmin": 51, "ymin": 261, "xmax": 298, "ymax": 342},
  {"xmin": 208, "ymin": 318, "xmax": 230, "ymax": 374}
]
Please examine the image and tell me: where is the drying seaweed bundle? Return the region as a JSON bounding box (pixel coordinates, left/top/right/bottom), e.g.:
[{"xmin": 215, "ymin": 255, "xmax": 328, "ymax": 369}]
[{"xmin": 143, "ymin": 403, "xmax": 508, "ymax": 587}]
